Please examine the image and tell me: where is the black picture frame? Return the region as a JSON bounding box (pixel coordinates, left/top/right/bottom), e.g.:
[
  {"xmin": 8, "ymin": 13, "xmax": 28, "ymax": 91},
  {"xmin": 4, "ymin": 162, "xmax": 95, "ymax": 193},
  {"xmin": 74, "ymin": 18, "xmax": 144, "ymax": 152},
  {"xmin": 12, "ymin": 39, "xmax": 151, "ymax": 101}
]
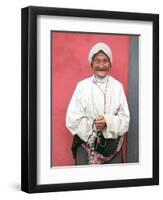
[{"xmin": 21, "ymin": 6, "xmax": 159, "ymax": 193}]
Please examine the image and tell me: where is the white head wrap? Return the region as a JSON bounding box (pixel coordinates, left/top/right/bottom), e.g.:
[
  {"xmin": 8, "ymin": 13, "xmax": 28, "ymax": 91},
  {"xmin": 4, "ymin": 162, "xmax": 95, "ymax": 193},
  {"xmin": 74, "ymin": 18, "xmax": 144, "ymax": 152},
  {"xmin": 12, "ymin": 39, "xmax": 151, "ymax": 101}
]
[{"xmin": 88, "ymin": 42, "xmax": 112, "ymax": 65}]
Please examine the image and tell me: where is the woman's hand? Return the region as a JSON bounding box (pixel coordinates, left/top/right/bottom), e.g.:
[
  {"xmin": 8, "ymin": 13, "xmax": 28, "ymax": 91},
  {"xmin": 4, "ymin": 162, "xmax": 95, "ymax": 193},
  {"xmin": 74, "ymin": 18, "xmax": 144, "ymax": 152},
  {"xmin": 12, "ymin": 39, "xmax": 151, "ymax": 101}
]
[{"xmin": 95, "ymin": 116, "xmax": 106, "ymax": 132}]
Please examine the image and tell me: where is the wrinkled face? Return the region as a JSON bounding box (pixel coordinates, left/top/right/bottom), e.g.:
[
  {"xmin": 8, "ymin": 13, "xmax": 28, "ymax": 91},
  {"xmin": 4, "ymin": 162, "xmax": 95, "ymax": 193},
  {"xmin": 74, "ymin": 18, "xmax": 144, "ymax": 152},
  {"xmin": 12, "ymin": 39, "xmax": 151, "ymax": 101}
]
[{"xmin": 91, "ymin": 51, "xmax": 111, "ymax": 79}]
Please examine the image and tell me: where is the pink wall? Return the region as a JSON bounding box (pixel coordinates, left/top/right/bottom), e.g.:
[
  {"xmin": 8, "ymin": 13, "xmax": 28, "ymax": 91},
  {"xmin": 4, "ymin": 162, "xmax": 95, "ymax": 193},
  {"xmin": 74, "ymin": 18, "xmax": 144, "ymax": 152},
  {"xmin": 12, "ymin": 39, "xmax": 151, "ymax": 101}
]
[{"xmin": 52, "ymin": 32, "xmax": 130, "ymax": 166}]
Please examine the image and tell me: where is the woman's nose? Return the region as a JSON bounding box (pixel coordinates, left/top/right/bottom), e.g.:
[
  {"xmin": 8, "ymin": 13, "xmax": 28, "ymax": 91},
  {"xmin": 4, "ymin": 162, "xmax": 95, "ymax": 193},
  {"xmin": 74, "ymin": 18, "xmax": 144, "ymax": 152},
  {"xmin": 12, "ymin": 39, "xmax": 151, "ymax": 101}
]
[{"xmin": 98, "ymin": 63, "xmax": 104, "ymax": 68}]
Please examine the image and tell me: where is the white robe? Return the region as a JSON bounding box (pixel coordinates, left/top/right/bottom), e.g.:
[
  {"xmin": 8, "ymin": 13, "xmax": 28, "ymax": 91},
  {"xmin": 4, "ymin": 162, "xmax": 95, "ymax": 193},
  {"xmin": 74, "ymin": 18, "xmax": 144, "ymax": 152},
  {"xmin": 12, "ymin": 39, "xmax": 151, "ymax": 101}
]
[{"xmin": 66, "ymin": 75, "xmax": 130, "ymax": 143}]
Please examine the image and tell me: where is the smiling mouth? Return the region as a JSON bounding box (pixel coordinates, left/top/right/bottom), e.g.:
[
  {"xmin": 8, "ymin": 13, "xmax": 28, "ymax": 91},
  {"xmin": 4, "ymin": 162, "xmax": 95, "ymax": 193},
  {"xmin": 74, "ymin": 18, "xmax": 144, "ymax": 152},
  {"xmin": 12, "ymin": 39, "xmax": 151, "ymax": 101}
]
[{"xmin": 97, "ymin": 69, "xmax": 107, "ymax": 71}]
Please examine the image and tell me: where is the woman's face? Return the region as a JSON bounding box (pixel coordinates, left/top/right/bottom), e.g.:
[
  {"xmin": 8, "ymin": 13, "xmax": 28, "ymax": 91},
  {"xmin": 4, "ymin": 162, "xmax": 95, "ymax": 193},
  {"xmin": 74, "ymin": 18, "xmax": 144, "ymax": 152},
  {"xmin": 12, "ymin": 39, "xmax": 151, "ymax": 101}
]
[{"xmin": 91, "ymin": 51, "xmax": 111, "ymax": 79}]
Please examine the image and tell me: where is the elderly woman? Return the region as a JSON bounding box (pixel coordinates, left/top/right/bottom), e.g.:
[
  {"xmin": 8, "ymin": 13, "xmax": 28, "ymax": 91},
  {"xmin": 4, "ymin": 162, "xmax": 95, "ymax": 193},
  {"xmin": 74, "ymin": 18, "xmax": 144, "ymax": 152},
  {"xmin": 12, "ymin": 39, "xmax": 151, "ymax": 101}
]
[{"xmin": 66, "ymin": 42, "xmax": 130, "ymax": 165}]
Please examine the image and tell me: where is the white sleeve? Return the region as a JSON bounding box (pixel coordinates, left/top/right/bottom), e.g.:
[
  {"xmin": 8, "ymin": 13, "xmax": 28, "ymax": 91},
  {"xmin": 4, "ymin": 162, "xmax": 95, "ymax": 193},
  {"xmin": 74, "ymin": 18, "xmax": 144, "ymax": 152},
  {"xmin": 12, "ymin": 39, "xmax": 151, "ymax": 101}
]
[
  {"xmin": 65, "ymin": 83, "xmax": 94, "ymax": 142},
  {"xmin": 103, "ymin": 84, "xmax": 130, "ymax": 139}
]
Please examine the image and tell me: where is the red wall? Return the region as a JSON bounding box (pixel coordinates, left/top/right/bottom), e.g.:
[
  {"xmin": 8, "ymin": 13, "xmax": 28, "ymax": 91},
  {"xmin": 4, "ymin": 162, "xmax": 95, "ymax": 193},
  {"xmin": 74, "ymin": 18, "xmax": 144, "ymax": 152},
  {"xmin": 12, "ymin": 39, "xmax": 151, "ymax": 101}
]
[{"xmin": 52, "ymin": 32, "xmax": 130, "ymax": 166}]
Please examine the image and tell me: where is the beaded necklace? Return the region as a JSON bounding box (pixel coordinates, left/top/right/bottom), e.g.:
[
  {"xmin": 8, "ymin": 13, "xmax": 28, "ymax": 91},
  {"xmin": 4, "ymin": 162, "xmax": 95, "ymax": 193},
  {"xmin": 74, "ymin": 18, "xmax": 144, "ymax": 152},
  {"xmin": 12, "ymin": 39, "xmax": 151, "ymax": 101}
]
[{"xmin": 92, "ymin": 76, "xmax": 109, "ymax": 114}]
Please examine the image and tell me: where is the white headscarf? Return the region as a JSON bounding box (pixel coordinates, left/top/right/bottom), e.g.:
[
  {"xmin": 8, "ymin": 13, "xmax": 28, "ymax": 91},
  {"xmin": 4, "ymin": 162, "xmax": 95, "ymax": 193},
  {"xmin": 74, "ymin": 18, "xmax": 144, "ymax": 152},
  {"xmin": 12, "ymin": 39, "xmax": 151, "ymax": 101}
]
[{"xmin": 88, "ymin": 42, "xmax": 112, "ymax": 65}]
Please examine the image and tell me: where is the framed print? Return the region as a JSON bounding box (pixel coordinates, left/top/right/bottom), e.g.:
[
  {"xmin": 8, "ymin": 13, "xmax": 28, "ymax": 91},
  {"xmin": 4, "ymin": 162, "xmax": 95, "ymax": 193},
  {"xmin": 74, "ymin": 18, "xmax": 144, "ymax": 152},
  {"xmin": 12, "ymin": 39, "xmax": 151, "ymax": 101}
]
[{"xmin": 21, "ymin": 6, "xmax": 159, "ymax": 193}]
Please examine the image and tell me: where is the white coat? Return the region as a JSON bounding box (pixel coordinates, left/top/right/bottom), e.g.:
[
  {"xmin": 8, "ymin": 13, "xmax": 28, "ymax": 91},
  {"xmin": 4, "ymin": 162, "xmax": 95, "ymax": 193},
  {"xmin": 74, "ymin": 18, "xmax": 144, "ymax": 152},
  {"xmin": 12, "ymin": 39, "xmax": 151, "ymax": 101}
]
[{"xmin": 66, "ymin": 75, "xmax": 130, "ymax": 143}]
